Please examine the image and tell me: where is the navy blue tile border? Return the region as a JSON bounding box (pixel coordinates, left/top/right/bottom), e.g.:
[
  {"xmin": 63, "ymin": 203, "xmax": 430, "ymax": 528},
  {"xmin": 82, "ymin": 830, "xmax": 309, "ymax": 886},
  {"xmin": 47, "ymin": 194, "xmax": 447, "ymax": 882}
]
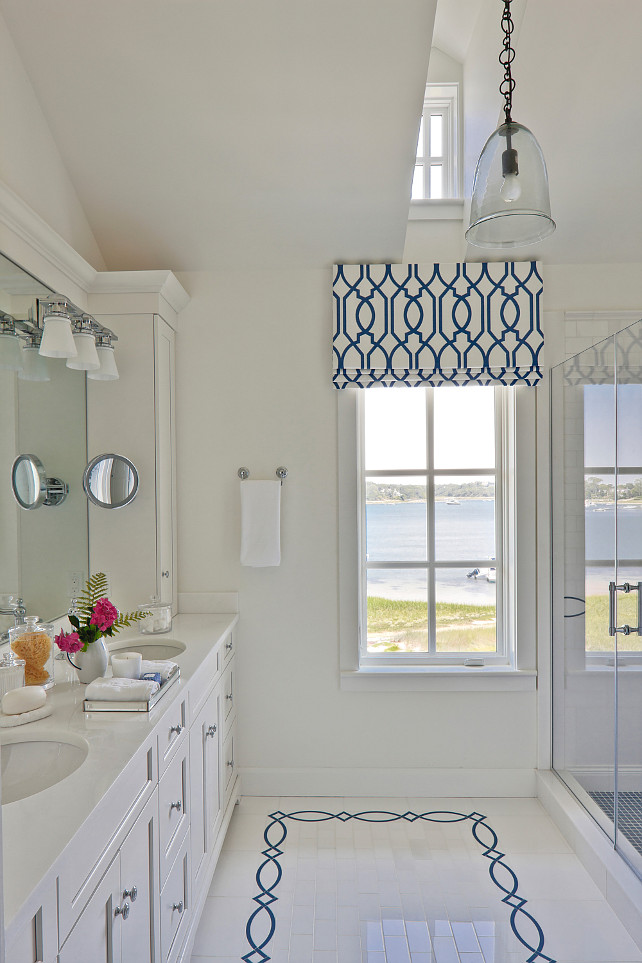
[{"xmin": 242, "ymin": 809, "xmax": 556, "ymax": 963}]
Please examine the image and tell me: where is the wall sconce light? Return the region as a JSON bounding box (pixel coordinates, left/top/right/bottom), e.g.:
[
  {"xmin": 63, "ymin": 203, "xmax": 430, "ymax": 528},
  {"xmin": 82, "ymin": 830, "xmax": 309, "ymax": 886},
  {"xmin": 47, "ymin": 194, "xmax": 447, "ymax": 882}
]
[
  {"xmin": 67, "ymin": 315, "xmax": 100, "ymax": 371},
  {"xmin": 87, "ymin": 334, "xmax": 119, "ymax": 381},
  {"xmin": 466, "ymin": 0, "xmax": 555, "ymax": 248},
  {"xmin": 0, "ymin": 315, "xmax": 24, "ymax": 372},
  {"xmin": 38, "ymin": 300, "xmax": 78, "ymax": 359},
  {"xmin": 19, "ymin": 333, "xmax": 50, "ymax": 382}
]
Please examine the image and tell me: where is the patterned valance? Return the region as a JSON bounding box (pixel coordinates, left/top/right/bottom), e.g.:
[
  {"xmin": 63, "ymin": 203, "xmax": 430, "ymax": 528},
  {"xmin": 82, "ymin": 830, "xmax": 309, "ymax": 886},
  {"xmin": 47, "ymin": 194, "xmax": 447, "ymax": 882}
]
[{"xmin": 332, "ymin": 261, "xmax": 544, "ymax": 388}]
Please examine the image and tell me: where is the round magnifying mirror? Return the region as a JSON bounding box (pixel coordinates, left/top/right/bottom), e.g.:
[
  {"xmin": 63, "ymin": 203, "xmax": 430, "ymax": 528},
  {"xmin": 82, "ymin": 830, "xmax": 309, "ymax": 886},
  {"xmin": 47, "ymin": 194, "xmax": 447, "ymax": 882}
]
[
  {"xmin": 83, "ymin": 453, "xmax": 139, "ymax": 509},
  {"xmin": 11, "ymin": 454, "xmax": 47, "ymax": 509}
]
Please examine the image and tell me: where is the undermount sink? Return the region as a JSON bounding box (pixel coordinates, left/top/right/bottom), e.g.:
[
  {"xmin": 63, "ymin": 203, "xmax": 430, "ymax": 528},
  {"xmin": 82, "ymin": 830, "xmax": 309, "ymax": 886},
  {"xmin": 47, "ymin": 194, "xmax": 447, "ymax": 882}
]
[
  {"xmin": 110, "ymin": 639, "xmax": 186, "ymax": 661},
  {"xmin": 1, "ymin": 732, "xmax": 89, "ymax": 805}
]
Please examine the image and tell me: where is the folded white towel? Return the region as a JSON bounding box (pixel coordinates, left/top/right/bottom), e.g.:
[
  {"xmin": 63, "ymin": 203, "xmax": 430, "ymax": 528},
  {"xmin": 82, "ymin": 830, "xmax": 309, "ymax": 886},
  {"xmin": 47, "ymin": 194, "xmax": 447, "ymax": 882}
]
[
  {"xmin": 140, "ymin": 659, "xmax": 178, "ymax": 682},
  {"xmin": 85, "ymin": 677, "xmax": 160, "ymax": 702},
  {"xmin": 240, "ymin": 479, "xmax": 281, "ymax": 567}
]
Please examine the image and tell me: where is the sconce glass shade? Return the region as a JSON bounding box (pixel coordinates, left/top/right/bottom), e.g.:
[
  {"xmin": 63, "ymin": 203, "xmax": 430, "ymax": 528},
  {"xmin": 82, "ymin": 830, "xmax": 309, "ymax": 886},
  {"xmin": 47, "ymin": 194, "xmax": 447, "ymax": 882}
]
[
  {"xmin": 87, "ymin": 343, "xmax": 119, "ymax": 381},
  {"xmin": 39, "ymin": 316, "xmax": 78, "ymax": 358},
  {"xmin": 0, "ymin": 331, "xmax": 23, "ymax": 371},
  {"xmin": 19, "ymin": 344, "xmax": 50, "ymax": 381},
  {"xmin": 66, "ymin": 331, "xmax": 100, "ymax": 371},
  {"xmin": 466, "ymin": 121, "xmax": 555, "ymax": 248}
]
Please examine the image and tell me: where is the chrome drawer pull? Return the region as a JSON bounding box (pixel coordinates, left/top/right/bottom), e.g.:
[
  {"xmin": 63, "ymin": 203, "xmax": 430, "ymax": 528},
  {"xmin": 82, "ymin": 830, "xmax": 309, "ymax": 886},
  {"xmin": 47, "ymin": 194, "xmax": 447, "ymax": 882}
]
[
  {"xmin": 169, "ymin": 723, "xmax": 183, "ymax": 735},
  {"xmin": 226, "ymin": 693, "xmax": 233, "ymax": 701},
  {"xmin": 115, "ymin": 902, "xmax": 130, "ymax": 920},
  {"xmin": 172, "ymin": 900, "xmax": 184, "ymax": 914},
  {"xmin": 170, "ymin": 799, "xmax": 182, "ymax": 813},
  {"xmin": 225, "ymin": 641, "xmax": 233, "ymax": 651},
  {"xmin": 227, "ymin": 759, "xmax": 234, "ymax": 768},
  {"xmin": 123, "ymin": 886, "xmax": 137, "ymax": 902},
  {"xmin": 206, "ymin": 724, "xmax": 217, "ymax": 738}
]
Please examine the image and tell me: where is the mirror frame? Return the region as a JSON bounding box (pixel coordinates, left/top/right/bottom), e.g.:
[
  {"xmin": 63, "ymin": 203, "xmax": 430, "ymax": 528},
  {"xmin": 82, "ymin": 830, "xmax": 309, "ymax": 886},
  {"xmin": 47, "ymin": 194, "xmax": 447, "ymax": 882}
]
[
  {"xmin": 11, "ymin": 453, "xmax": 68, "ymax": 510},
  {"xmin": 83, "ymin": 453, "xmax": 139, "ymax": 509}
]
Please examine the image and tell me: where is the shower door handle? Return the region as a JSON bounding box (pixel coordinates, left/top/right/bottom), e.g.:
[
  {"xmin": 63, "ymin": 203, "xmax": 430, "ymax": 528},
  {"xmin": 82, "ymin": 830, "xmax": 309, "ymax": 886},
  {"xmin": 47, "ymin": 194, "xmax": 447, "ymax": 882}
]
[{"xmin": 608, "ymin": 580, "xmax": 642, "ymax": 636}]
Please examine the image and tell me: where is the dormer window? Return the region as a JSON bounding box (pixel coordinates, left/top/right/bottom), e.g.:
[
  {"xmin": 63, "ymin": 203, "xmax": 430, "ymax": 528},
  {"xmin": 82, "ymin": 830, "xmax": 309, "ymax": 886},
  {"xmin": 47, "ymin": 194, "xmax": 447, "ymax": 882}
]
[{"xmin": 412, "ymin": 83, "xmax": 459, "ymax": 201}]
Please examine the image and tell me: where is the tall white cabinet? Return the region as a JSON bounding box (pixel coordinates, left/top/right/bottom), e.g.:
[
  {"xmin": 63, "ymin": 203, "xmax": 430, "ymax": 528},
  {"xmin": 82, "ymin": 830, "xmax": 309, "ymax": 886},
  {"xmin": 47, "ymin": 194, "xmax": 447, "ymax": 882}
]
[{"xmin": 87, "ymin": 291, "xmax": 180, "ymax": 615}]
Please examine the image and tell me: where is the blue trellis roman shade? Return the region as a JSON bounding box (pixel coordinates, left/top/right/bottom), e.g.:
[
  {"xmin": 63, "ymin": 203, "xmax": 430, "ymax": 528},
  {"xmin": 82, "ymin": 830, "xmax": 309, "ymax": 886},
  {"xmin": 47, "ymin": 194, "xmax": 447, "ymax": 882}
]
[{"xmin": 332, "ymin": 261, "xmax": 544, "ymax": 388}]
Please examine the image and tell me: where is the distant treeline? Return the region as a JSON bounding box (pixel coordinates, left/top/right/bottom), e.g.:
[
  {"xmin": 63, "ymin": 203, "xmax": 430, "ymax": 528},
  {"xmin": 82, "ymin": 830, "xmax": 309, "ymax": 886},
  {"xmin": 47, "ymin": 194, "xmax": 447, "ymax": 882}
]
[
  {"xmin": 366, "ymin": 481, "xmax": 495, "ymax": 501},
  {"xmin": 585, "ymin": 476, "xmax": 642, "ymax": 501}
]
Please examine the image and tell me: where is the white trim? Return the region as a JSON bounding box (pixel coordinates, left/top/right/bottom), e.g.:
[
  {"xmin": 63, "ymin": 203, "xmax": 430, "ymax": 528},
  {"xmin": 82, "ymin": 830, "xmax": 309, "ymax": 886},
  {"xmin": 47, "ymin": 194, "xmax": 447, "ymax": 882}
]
[
  {"xmin": 409, "ymin": 198, "xmax": 464, "ymax": 221},
  {"xmin": 89, "ymin": 270, "xmax": 190, "ymax": 314},
  {"xmin": 340, "ymin": 667, "xmax": 536, "ymax": 691},
  {"xmin": 241, "ymin": 766, "xmax": 537, "ymax": 798}
]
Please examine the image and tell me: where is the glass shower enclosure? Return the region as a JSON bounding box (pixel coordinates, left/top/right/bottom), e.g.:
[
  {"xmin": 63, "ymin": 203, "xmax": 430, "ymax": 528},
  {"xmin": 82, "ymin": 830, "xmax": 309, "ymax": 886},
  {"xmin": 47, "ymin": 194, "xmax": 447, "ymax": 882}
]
[{"xmin": 552, "ymin": 319, "xmax": 642, "ymax": 879}]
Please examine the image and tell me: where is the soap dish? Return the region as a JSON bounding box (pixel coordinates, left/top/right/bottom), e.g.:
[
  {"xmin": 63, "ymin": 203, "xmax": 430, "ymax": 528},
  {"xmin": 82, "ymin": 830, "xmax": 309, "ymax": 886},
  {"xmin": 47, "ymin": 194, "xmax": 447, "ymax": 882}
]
[{"xmin": 0, "ymin": 704, "xmax": 52, "ymax": 727}]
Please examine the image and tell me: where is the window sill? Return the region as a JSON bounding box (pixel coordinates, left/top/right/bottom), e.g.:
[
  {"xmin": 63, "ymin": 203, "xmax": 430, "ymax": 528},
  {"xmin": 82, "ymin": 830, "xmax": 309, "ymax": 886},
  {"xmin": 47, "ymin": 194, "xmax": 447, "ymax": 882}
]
[
  {"xmin": 340, "ymin": 666, "xmax": 537, "ymax": 692},
  {"xmin": 408, "ymin": 198, "xmax": 465, "ymax": 221}
]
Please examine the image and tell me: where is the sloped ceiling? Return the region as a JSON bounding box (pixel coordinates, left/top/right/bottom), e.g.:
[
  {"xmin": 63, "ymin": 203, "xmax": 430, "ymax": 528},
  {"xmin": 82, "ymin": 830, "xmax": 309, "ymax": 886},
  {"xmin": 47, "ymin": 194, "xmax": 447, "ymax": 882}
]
[
  {"xmin": 1, "ymin": 0, "xmax": 641, "ymax": 271},
  {"xmin": 0, "ymin": 0, "xmax": 437, "ymax": 271}
]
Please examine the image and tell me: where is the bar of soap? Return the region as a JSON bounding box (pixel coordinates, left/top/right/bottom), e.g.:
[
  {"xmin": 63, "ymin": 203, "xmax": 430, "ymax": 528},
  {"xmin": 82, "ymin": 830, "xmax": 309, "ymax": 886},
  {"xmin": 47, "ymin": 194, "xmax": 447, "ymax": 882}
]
[{"xmin": 2, "ymin": 686, "xmax": 46, "ymax": 715}]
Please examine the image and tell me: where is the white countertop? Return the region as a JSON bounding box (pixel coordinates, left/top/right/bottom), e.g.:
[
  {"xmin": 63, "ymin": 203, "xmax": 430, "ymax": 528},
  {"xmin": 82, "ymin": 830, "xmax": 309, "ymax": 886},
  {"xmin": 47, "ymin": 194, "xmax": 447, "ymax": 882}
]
[{"xmin": 2, "ymin": 613, "xmax": 237, "ymax": 935}]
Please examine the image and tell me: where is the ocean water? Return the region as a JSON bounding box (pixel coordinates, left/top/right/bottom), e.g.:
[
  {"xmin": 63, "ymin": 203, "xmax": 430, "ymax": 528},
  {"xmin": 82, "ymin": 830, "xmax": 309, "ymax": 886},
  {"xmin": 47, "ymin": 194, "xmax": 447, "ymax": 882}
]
[{"xmin": 366, "ymin": 500, "xmax": 642, "ymax": 602}]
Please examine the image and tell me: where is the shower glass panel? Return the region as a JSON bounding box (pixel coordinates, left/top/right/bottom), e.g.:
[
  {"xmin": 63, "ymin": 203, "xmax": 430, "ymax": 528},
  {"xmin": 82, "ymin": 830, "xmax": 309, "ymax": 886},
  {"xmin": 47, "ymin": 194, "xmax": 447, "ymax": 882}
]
[{"xmin": 552, "ymin": 318, "xmax": 642, "ymax": 878}]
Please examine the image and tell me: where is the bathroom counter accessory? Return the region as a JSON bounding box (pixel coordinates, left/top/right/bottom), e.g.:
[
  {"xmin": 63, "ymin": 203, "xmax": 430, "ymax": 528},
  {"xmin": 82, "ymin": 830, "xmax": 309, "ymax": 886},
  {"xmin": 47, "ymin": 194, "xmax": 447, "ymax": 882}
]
[
  {"xmin": 0, "ymin": 703, "xmax": 52, "ymax": 727},
  {"xmin": 83, "ymin": 663, "xmax": 180, "ymax": 711}
]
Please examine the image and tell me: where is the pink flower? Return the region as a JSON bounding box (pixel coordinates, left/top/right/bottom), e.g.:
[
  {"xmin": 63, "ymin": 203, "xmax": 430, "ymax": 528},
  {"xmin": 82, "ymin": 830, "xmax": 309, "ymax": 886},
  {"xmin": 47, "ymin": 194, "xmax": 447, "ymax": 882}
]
[
  {"xmin": 55, "ymin": 630, "xmax": 83, "ymax": 654},
  {"xmin": 90, "ymin": 597, "xmax": 118, "ymax": 632}
]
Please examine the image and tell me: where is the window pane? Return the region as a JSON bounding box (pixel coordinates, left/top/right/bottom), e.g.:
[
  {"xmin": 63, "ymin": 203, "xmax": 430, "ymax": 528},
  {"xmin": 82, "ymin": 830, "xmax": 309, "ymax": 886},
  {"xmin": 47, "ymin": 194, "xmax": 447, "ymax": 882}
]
[
  {"xmin": 429, "ymin": 165, "xmax": 443, "ymax": 199},
  {"xmin": 435, "ymin": 567, "xmax": 496, "ymax": 653},
  {"xmin": 434, "ymin": 386, "xmax": 495, "ymax": 469},
  {"xmin": 412, "ymin": 164, "xmax": 425, "ymax": 199},
  {"xmin": 364, "ymin": 388, "xmax": 426, "ymax": 470},
  {"xmin": 367, "ymin": 568, "xmax": 428, "ymax": 653},
  {"xmin": 429, "ymin": 114, "xmax": 443, "ymax": 157},
  {"xmin": 366, "ymin": 477, "xmax": 426, "ymax": 561},
  {"xmin": 434, "ymin": 476, "xmax": 495, "ymax": 561},
  {"xmin": 416, "ymin": 117, "xmax": 424, "ymax": 158}
]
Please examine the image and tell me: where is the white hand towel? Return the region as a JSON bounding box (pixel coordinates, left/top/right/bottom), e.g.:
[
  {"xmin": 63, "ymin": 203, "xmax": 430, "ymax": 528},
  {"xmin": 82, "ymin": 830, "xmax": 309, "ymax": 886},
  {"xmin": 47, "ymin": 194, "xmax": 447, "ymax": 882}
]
[
  {"xmin": 240, "ymin": 479, "xmax": 281, "ymax": 567},
  {"xmin": 85, "ymin": 677, "xmax": 160, "ymax": 701},
  {"xmin": 140, "ymin": 659, "xmax": 178, "ymax": 682}
]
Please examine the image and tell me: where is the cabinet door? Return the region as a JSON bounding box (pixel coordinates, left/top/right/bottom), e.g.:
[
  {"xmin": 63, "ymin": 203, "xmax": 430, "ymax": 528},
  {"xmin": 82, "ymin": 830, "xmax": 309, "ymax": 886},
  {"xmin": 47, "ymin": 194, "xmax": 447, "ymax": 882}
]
[
  {"xmin": 190, "ymin": 685, "xmax": 221, "ymax": 891},
  {"xmin": 154, "ymin": 316, "xmax": 176, "ymax": 612},
  {"xmin": 58, "ymin": 858, "xmax": 122, "ymax": 963},
  {"xmin": 120, "ymin": 790, "xmax": 159, "ymax": 963}
]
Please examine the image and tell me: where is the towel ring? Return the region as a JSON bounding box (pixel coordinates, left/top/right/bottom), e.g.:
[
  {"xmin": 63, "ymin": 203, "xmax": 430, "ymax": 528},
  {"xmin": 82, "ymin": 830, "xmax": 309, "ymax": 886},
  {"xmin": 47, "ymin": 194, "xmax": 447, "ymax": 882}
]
[{"xmin": 237, "ymin": 466, "xmax": 288, "ymax": 485}]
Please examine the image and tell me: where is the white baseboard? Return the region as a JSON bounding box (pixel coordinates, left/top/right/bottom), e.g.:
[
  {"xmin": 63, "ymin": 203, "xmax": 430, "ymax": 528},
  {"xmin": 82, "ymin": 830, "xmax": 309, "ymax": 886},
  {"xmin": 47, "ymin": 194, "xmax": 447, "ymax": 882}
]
[
  {"xmin": 240, "ymin": 767, "xmax": 536, "ymax": 798},
  {"xmin": 178, "ymin": 591, "xmax": 239, "ymax": 614},
  {"xmin": 566, "ymin": 766, "xmax": 642, "ymax": 793},
  {"xmin": 537, "ymin": 770, "xmax": 642, "ymax": 950}
]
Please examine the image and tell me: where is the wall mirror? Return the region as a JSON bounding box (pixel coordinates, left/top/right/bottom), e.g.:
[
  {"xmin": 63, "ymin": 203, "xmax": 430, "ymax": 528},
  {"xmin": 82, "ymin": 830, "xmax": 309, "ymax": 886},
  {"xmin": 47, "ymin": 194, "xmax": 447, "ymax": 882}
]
[
  {"xmin": 0, "ymin": 252, "xmax": 88, "ymax": 621},
  {"xmin": 83, "ymin": 453, "xmax": 138, "ymax": 509}
]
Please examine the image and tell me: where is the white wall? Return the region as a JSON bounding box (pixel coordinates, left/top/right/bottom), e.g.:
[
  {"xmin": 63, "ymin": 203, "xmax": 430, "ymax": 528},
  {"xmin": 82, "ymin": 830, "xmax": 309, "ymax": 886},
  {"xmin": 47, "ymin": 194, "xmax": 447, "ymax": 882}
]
[{"xmin": 0, "ymin": 11, "xmax": 105, "ymax": 270}]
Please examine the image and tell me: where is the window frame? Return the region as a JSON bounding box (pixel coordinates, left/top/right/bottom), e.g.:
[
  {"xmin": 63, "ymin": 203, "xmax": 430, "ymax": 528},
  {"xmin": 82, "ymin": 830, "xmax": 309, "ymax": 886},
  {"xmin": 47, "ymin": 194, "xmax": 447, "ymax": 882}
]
[
  {"xmin": 356, "ymin": 386, "xmax": 512, "ymax": 668},
  {"xmin": 412, "ymin": 83, "xmax": 460, "ymax": 202}
]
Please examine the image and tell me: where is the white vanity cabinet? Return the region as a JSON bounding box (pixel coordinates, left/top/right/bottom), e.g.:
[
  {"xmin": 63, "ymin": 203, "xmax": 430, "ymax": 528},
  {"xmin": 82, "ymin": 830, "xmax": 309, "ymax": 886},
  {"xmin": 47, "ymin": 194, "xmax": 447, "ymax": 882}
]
[
  {"xmin": 190, "ymin": 682, "xmax": 222, "ymax": 893},
  {"xmin": 59, "ymin": 789, "xmax": 159, "ymax": 963}
]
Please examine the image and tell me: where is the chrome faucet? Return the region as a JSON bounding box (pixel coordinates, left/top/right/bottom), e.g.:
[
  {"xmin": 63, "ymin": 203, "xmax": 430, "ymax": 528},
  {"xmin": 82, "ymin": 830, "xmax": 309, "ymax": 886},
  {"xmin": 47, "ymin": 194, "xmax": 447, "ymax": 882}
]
[{"xmin": 0, "ymin": 597, "xmax": 26, "ymax": 643}]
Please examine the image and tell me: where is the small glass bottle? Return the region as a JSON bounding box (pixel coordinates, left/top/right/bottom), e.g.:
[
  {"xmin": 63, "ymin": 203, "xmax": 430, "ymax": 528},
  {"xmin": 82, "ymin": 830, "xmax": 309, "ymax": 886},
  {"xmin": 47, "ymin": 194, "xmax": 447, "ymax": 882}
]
[
  {"xmin": 0, "ymin": 651, "xmax": 25, "ymax": 699},
  {"xmin": 139, "ymin": 596, "xmax": 172, "ymax": 635},
  {"xmin": 9, "ymin": 617, "xmax": 55, "ymax": 688}
]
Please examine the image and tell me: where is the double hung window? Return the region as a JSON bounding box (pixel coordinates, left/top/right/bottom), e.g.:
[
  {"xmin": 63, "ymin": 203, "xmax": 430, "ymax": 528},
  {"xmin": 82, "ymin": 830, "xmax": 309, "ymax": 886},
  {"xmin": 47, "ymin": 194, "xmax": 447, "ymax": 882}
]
[
  {"xmin": 412, "ymin": 83, "xmax": 459, "ymax": 200},
  {"xmin": 358, "ymin": 385, "xmax": 510, "ymax": 666}
]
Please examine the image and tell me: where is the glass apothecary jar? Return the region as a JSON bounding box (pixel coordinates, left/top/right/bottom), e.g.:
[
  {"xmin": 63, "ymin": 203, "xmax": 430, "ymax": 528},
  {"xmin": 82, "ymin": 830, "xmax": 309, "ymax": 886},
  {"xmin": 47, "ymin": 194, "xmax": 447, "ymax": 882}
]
[
  {"xmin": 0, "ymin": 652, "xmax": 25, "ymax": 699},
  {"xmin": 9, "ymin": 617, "xmax": 55, "ymax": 688},
  {"xmin": 139, "ymin": 596, "xmax": 172, "ymax": 635}
]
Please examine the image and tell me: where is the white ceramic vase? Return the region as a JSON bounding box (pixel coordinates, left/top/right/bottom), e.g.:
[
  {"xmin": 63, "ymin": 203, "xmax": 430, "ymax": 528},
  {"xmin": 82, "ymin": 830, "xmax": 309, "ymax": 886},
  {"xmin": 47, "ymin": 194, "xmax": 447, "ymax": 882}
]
[{"xmin": 73, "ymin": 638, "xmax": 109, "ymax": 684}]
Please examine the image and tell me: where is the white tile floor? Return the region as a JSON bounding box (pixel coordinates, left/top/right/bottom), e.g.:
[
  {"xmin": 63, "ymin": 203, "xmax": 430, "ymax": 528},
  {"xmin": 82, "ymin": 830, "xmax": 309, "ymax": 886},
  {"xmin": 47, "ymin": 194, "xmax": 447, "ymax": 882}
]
[{"xmin": 190, "ymin": 796, "xmax": 642, "ymax": 963}]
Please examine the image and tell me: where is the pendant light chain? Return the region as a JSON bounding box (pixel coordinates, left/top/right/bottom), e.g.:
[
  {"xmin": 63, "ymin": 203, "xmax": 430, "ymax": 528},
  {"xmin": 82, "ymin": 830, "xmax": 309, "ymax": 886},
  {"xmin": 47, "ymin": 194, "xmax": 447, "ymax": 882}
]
[{"xmin": 499, "ymin": 0, "xmax": 515, "ymax": 123}]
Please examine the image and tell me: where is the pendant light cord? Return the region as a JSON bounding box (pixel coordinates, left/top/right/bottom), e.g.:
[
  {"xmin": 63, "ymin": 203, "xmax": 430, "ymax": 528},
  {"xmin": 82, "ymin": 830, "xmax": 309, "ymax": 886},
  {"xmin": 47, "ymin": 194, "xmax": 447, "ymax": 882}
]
[{"xmin": 499, "ymin": 0, "xmax": 515, "ymax": 124}]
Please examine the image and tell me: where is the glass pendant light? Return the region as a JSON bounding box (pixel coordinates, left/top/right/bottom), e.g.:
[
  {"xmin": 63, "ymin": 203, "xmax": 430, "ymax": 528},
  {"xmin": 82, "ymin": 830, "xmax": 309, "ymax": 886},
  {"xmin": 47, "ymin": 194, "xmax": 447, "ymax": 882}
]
[
  {"xmin": 19, "ymin": 336, "xmax": 50, "ymax": 382},
  {"xmin": 88, "ymin": 335, "xmax": 119, "ymax": 381},
  {"xmin": 466, "ymin": 0, "xmax": 555, "ymax": 248}
]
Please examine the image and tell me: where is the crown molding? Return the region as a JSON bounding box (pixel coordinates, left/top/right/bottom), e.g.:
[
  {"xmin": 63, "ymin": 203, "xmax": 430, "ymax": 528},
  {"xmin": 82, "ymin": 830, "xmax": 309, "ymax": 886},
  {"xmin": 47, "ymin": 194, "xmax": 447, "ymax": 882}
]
[
  {"xmin": 564, "ymin": 310, "xmax": 642, "ymax": 323},
  {"xmin": 88, "ymin": 270, "xmax": 190, "ymax": 313}
]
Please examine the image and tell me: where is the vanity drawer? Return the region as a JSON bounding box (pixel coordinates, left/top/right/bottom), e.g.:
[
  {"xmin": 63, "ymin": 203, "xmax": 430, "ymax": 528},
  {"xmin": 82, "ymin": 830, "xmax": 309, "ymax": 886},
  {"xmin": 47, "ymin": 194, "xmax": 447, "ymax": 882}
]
[
  {"xmin": 160, "ymin": 833, "xmax": 190, "ymax": 963},
  {"xmin": 158, "ymin": 695, "xmax": 188, "ymax": 775},
  {"xmin": 158, "ymin": 741, "xmax": 189, "ymax": 888},
  {"xmin": 221, "ymin": 660, "xmax": 235, "ymax": 729},
  {"xmin": 222, "ymin": 629, "xmax": 235, "ymax": 665}
]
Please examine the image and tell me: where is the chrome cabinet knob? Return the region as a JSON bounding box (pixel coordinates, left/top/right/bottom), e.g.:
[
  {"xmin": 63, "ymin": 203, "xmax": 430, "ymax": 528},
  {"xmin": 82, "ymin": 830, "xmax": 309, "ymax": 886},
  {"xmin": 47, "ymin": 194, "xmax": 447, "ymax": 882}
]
[
  {"xmin": 115, "ymin": 902, "xmax": 130, "ymax": 920},
  {"xmin": 226, "ymin": 693, "xmax": 233, "ymax": 701},
  {"xmin": 123, "ymin": 886, "xmax": 138, "ymax": 902},
  {"xmin": 206, "ymin": 724, "xmax": 217, "ymax": 738},
  {"xmin": 169, "ymin": 724, "xmax": 183, "ymax": 735},
  {"xmin": 225, "ymin": 641, "xmax": 233, "ymax": 651},
  {"xmin": 170, "ymin": 799, "xmax": 182, "ymax": 813},
  {"xmin": 227, "ymin": 759, "xmax": 234, "ymax": 768},
  {"xmin": 161, "ymin": 570, "xmax": 170, "ymax": 578},
  {"xmin": 172, "ymin": 900, "xmax": 184, "ymax": 913}
]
